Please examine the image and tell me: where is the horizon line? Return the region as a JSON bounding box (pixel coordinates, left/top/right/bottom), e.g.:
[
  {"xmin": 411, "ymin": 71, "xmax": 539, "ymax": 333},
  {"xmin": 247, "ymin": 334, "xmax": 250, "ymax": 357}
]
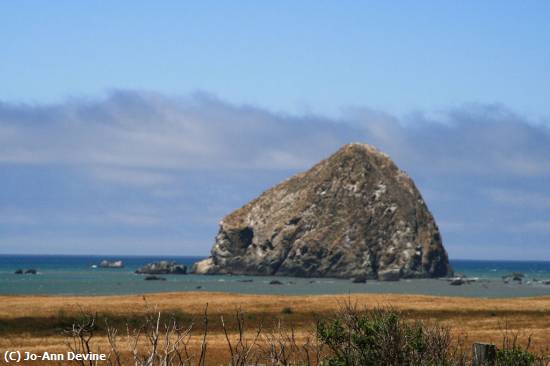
[{"xmin": 1, "ymin": 253, "xmax": 550, "ymax": 263}]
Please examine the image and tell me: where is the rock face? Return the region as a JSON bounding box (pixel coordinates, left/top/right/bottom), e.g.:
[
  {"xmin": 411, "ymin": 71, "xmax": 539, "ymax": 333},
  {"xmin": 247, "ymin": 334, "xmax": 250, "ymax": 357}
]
[
  {"xmin": 136, "ymin": 261, "xmax": 187, "ymax": 275},
  {"xmin": 193, "ymin": 143, "xmax": 452, "ymax": 279}
]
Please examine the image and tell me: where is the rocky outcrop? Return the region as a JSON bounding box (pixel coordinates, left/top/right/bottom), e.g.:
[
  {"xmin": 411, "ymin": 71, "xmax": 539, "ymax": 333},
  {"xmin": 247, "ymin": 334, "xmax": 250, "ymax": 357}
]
[
  {"xmin": 450, "ymin": 278, "xmax": 465, "ymax": 286},
  {"xmin": 193, "ymin": 143, "xmax": 452, "ymax": 279},
  {"xmin": 352, "ymin": 275, "xmax": 367, "ymax": 283},
  {"xmin": 502, "ymin": 272, "xmax": 524, "ymax": 284},
  {"xmin": 14, "ymin": 269, "xmax": 37, "ymax": 274},
  {"xmin": 378, "ymin": 269, "xmax": 401, "ymax": 281},
  {"xmin": 144, "ymin": 275, "xmax": 167, "ymax": 281},
  {"xmin": 136, "ymin": 261, "xmax": 187, "ymax": 275},
  {"xmin": 99, "ymin": 260, "xmax": 124, "ymax": 268}
]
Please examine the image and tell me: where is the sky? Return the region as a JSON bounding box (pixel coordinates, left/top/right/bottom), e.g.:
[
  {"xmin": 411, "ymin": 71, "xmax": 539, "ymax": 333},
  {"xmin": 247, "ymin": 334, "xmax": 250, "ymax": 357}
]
[{"xmin": 1, "ymin": 1, "xmax": 549, "ymax": 259}]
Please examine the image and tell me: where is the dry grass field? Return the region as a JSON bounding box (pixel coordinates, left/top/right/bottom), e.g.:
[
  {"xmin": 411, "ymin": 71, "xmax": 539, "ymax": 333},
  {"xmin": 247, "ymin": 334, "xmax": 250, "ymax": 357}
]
[{"xmin": 1, "ymin": 292, "xmax": 549, "ymax": 364}]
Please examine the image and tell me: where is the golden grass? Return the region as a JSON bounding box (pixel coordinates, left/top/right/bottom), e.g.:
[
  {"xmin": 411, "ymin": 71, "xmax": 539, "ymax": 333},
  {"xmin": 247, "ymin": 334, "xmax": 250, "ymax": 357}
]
[
  {"xmin": 1, "ymin": 292, "xmax": 549, "ymax": 362},
  {"xmin": 2, "ymin": 292, "xmax": 550, "ymax": 318}
]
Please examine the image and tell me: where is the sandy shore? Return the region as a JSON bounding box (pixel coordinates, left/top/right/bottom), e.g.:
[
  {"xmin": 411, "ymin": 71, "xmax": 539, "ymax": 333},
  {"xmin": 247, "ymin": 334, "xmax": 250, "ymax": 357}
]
[{"xmin": 1, "ymin": 292, "xmax": 549, "ymax": 364}]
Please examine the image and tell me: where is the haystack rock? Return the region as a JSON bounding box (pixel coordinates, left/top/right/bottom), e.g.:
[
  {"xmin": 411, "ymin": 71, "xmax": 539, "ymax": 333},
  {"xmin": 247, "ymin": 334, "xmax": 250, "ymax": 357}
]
[{"xmin": 193, "ymin": 143, "xmax": 452, "ymax": 279}]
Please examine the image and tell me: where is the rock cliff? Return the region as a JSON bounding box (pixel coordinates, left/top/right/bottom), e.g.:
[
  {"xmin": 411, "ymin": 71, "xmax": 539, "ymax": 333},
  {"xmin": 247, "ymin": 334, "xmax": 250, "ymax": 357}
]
[{"xmin": 193, "ymin": 143, "xmax": 452, "ymax": 279}]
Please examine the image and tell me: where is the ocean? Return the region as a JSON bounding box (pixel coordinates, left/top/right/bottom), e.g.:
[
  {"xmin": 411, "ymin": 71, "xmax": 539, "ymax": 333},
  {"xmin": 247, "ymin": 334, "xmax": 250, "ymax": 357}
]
[{"xmin": 1, "ymin": 255, "xmax": 550, "ymax": 298}]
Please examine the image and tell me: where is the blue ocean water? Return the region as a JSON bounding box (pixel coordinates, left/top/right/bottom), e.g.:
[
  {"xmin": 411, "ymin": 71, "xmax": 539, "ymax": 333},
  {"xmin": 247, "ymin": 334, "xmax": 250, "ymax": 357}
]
[
  {"xmin": 1, "ymin": 255, "xmax": 550, "ymax": 297},
  {"xmin": 451, "ymin": 259, "xmax": 550, "ymax": 280}
]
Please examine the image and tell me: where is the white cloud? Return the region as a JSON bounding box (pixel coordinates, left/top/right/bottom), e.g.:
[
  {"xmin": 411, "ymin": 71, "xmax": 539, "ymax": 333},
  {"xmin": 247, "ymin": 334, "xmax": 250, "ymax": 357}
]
[
  {"xmin": 486, "ymin": 189, "xmax": 550, "ymax": 209},
  {"xmin": 1, "ymin": 91, "xmax": 550, "ymax": 257},
  {"xmin": 1, "ymin": 92, "xmax": 550, "ymax": 181},
  {"xmin": 0, "ymin": 208, "xmax": 168, "ymax": 228},
  {"xmin": 91, "ymin": 167, "xmax": 174, "ymax": 187},
  {"xmin": 0, "ymin": 213, "xmax": 36, "ymax": 225},
  {"xmin": 521, "ymin": 221, "xmax": 550, "ymax": 233},
  {"xmin": 0, "ymin": 235, "xmax": 206, "ymax": 256},
  {"xmin": 103, "ymin": 212, "xmax": 164, "ymax": 227},
  {"xmin": 437, "ymin": 220, "xmax": 467, "ymax": 232}
]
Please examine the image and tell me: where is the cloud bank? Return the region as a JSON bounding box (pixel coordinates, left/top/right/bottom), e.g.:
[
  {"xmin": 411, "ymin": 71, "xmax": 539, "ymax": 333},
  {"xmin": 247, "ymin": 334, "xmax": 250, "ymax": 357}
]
[{"xmin": 1, "ymin": 91, "xmax": 549, "ymax": 258}]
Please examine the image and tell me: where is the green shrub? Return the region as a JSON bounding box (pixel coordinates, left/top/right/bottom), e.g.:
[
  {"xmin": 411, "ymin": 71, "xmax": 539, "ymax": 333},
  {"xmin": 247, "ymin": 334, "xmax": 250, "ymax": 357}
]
[
  {"xmin": 496, "ymin": 346, "xmax": 536, "ymax": 366},
  {"xmin": 281, "ymin": 306, "xmax": 293, "ymax": 314},
  {"xmin": 316, "ymin": 304, "xmax": 458, "ymax": 366},
  {"xmin": 495, "ymin": 332, "xmax": 544, "ymax": 366}
]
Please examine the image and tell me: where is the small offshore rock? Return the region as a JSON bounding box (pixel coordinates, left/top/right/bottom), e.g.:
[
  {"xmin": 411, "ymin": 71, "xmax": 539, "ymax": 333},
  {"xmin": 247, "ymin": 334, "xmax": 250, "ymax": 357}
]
[
  {"xmin": 502, "ymin": 272, "xmax": 524, "ymax": 283},
  {"xmin": 238, "ymin": 279, "xmax": 254, "ymax": 282},
  {"xmin": 450, "ymin": 278, "xmax": 465, "ymax": 286},
  {"xmin": 352, "ymin": 275, "xmax": 367, "ymax": 283},
  {"xmin": 136, "ymin": 261, "xmax": 187, "ymax": 275},
  {"xmin": 378, "ymin": 269, "xmax": 401, "ymax": 281},
  {"xmin": 14, "ymin": 269, "xmax": 23, "ymax": 274},
  {"xmin": 269, "ymin": 280, "xmax": 284, "ymax": 285},
  {"xmin": 99, "ymin": 260, "xmax": 124, "ymax": 268},
  {"xmin": 144, "ymin": 275, "xmax": 166, "ymax": 281},
  {"xmin": 24, "ymin": 269, "xmax": 37, "ymax": 274}
]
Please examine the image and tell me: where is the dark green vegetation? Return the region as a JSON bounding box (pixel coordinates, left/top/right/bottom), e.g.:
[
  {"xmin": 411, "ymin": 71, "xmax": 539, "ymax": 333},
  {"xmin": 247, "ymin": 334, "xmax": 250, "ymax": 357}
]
[
  {"xmin": 316, "ymin": 304, "xmax": 548, "ymax": 366},
  {"xmin": 317, "ymin": 305, "xmax": 461, "ymax": 365},
  {"xmin": 495, "ymin": 333, "xmax": 542, "ymax": 366}
]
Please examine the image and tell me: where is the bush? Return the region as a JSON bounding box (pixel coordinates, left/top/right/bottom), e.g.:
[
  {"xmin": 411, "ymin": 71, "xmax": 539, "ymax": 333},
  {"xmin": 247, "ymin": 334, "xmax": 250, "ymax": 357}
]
[
  {"xmin": 317, "ymin": 303, "xmax": 458, "ymax": 366},
  {"xmin": 281, "ymin": 307, "xmax": 293, "ymax": 314},
  {"xmin": 495, "ymin": 331, "xmax": 546, "ymax": 366},
  {"xmin": 497, "ymin": 347, "xmax": 536, "ymax": 366}
]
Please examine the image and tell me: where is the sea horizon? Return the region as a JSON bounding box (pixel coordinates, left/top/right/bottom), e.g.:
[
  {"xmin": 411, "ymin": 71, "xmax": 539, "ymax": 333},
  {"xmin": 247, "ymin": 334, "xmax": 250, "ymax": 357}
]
[{"xmin": 2, "ymin": 253, "xmax": 550, "ymax": 262}]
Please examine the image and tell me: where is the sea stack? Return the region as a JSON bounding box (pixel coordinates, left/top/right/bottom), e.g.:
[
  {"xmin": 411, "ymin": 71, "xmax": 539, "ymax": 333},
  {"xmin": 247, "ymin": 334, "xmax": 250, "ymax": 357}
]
[{"xmin": 193, "ymin": 143, "xmax": 451, "ymax": 279}]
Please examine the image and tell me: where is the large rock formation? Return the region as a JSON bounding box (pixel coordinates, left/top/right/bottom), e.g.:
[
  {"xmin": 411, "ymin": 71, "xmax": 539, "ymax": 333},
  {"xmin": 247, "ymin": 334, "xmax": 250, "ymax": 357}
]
[{"xmin": 193, "ymin": 143, "xmax": 451, "ymax": 279}]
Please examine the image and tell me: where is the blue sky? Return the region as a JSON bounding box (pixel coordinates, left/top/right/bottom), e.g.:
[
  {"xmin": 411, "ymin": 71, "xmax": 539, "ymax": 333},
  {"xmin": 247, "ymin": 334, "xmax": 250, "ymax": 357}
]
[
  {"xmin": 1, "ymin": 1, "xmax": 549, "ymax": 259},
  {"xmin": 3, "ymin": 1, "xmax": 550, "ymax": 118}
]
